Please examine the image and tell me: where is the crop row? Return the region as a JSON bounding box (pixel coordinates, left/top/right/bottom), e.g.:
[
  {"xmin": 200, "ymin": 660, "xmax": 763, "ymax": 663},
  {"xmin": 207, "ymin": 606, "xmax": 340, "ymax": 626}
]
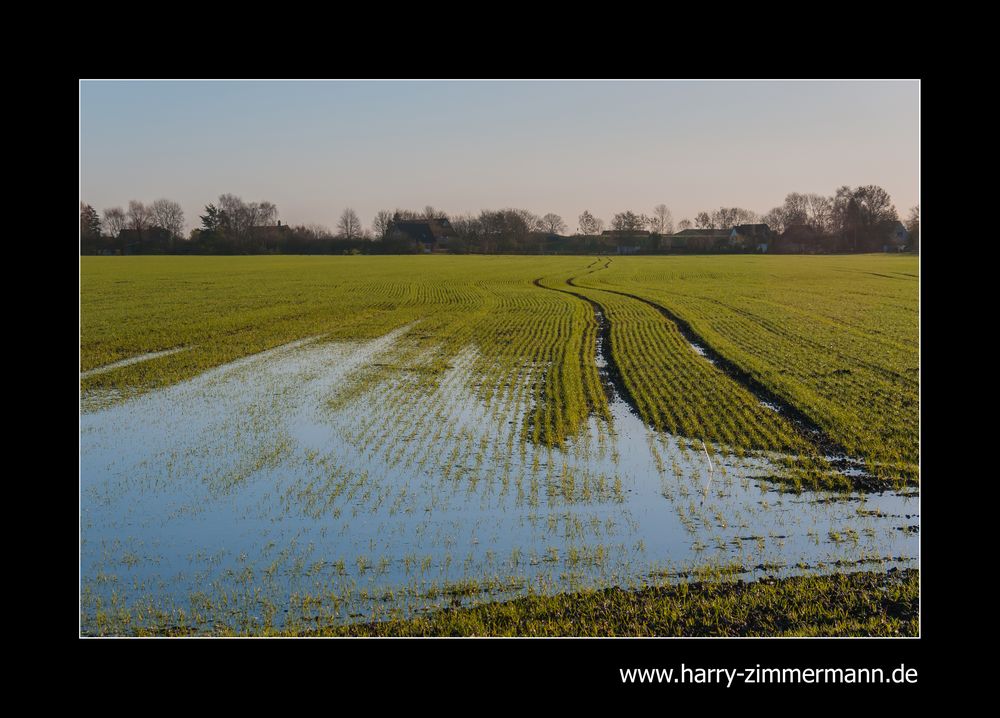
[{"xmin": 575, "ymin": 255, "xmax": 918, "ymax": 485}]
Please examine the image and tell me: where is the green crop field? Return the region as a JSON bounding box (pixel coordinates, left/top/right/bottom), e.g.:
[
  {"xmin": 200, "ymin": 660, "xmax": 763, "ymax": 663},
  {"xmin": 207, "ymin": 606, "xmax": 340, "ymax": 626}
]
[
  {"xmin": 571, "ymin": 256, "xmax": 919, "ymax": 486},
  {"xmin": 80, "ymin": 254, "xmax": 919, "ymax": 636},
  {"xmin": 81, "ymin": 254, "xmax": 918, "ymax": 487}
]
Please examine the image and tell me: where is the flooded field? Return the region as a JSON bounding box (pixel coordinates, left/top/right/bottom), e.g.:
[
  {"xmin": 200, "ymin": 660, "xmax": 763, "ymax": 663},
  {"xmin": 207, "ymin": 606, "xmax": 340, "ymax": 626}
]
[{"xmin": 80, "ymin": 322, "xmax": 917, "ymax": 634}]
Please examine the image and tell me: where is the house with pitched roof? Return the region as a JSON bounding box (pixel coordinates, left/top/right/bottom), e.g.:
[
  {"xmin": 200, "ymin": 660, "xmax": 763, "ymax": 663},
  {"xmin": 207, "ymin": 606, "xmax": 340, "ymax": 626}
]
[
  {"xmin": 729, "ymin": 224, "xmax": 774, "ymax": 252},
  {"xmin": 388, "ymin": 216, "xmax": 457, "ymax": 252}
]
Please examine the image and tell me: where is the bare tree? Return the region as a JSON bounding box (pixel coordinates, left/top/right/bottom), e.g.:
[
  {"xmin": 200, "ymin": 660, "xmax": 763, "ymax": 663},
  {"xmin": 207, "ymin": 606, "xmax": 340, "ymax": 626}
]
[
  {"xmin": 611, "ymin": 211, "xmax": 645, "ymax": 233},
  {"xmin": 508, "ymin": 208, "xmax": 542, "ymax": 233},
  {"xmin": 372, "ymin": 210, "xmax": 394, "ymax": 240},
  {"xmin": 677, "ymin": 218, "xmax": 692, "ymax": 231},
  {"xmin": 708, "ymin": 207, "xmax": 759, "ymax": 230},
  {"xmin": 593, "ymin": 217, "xmax": 605, "ymax": 234},
  {"xmin": 831, "ymin": 186, "xmax": 856, "ymax": 237},
  {"xmin": 215, "ymin": 194, "xmax": 279, "ymax": 244},
  {"xmin": 422, "ymin": 205, "xmax": 448, "ymax": 220},
  {"xmin": 806, "ymin": 194, "xmax": 833, "ymax": 233},
  {"xmin": 304, "ymin": 224, "xmax": 333, "ymax": 239},
  {"xmin": 449, "ymin": 213, "xmax": 479, "ymax": 241},
  {"xmin": 257, "ymin": 201, "xmax": 278, "ymax": 226},
  {"xmin": 652, "ymin": 204, "xmax": 673, "ymax": 234},
  {"xmin": 217, "ymin": 194, "xmax": 242, "ymax": 217},
  {"xmin": 540, "ymin": 213, "xmax": 567, "ymax": 235},
  {"xmin": 473, "ymin": 208, "xmax": 539, "ymax": 251},
  {"xmin": 762, "ymin": 207, "xmax": 786, "ymax": 234},
  {"xmin": 218, "ymin": 193, "xmax": 250, "ymax": 240},
  {"xmin": 103, "ymin": 207, "xmax": 126, "ymax": 238},
  {"xmin": 694, "ymin": 212, "xmax": 713, "ymax": 229},
  {"xmin": 578, "ymin": 210, "xmax": 600, "ymax": 235},
  {"xmin": 853, "ymin": 185, "xmax": 897, "ymax": 227},
  {"xmin": 781, "ymin": 193, "xmax": 810, "ymax": 227},
  {"xmin": 150, "ymin": 199, "xmax": 185, "ymax": 239},
  {"xmin": 126, "ymin": 200, "xmax": 153, "ymax": 234},
  {"xmin": 711, "ymin": 208, "xmax": 733, "ymax": 229},
  {"xmin": 337, "ymin": 208, "xmax": 363, "ymax": 239},
  {"xmin": 828, "ymin": 185, "xmax": 897, "ymax": 251}
]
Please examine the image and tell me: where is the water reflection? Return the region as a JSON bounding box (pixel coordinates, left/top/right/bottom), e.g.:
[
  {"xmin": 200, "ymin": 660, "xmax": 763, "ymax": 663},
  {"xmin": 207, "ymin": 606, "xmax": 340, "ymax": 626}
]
[{"xmin": 80, "ymin": 326, "xmax": 918, "ymax": 633}]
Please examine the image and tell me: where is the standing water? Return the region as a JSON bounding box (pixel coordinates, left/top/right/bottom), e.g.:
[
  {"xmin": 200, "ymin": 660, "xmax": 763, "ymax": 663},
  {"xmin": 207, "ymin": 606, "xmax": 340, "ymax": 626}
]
[{"xmin": 80, "ymin": 325, "xmax": 917, "ymax": 633}]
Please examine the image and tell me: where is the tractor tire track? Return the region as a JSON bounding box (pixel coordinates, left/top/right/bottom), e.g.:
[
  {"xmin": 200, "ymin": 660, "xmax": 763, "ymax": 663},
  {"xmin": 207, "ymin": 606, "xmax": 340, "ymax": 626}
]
[
  {"xmin": 532, "ymin": 276, "xmax": 640, "ymax": 420},
  {"xmin": 539, "ymin": 260, "xmax": 891, "ymax": 490},
  {"xmin": 566, "ymin": 273, "xmax": 882, "ymax": 486}
]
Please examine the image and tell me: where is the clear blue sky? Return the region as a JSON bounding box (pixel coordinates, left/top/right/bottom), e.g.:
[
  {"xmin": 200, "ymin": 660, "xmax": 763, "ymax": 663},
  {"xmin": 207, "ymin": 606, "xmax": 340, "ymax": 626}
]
[{"xmin": 80, "ymin": 80, "xmax": 919, "ymax": 233}]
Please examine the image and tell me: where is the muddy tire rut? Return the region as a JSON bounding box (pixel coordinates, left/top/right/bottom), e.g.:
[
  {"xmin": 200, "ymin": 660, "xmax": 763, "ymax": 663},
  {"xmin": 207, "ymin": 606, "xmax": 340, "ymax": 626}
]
[
  {"xmin": 531, "ymin": 277, "xmax": 640, "ymax": 418},
  {"xmin": 534, "ymin": 259, "xmax": 885, "ymax": 490},
  {"xmin": 566, "ymin": 268, "xmax": 886, "ymax": 489}
]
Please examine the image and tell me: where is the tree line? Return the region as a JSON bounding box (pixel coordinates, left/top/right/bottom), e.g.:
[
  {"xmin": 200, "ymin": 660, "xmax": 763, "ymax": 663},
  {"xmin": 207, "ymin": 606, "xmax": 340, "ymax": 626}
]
[{"xmin": 80, "ymin": 185, "xmax": 919, "ymax": 255}]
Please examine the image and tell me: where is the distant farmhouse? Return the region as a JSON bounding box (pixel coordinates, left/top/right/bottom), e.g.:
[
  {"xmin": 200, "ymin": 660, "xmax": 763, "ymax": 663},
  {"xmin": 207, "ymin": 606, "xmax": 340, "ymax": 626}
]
[
  {"xmin": 668, "ymin": 228, "xmax": 731, "ymax": 251},
  {"xmin": 729, "ymin": 224, "xmax": 775, "ymax": 253},
  {"xmin": 601, "ymin": 229, "xmax": 650, "ymax": 255},
  {"xmin": 595, "ymin": 225, "xmax": 777, "ymax": 254},
  {"xmin": 252, "ymin": 220, "xmax": 292, "ymax": 235},
  {"xmin": 388, "ymin": 216, "xmax": 457, "ymax": 253}
]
